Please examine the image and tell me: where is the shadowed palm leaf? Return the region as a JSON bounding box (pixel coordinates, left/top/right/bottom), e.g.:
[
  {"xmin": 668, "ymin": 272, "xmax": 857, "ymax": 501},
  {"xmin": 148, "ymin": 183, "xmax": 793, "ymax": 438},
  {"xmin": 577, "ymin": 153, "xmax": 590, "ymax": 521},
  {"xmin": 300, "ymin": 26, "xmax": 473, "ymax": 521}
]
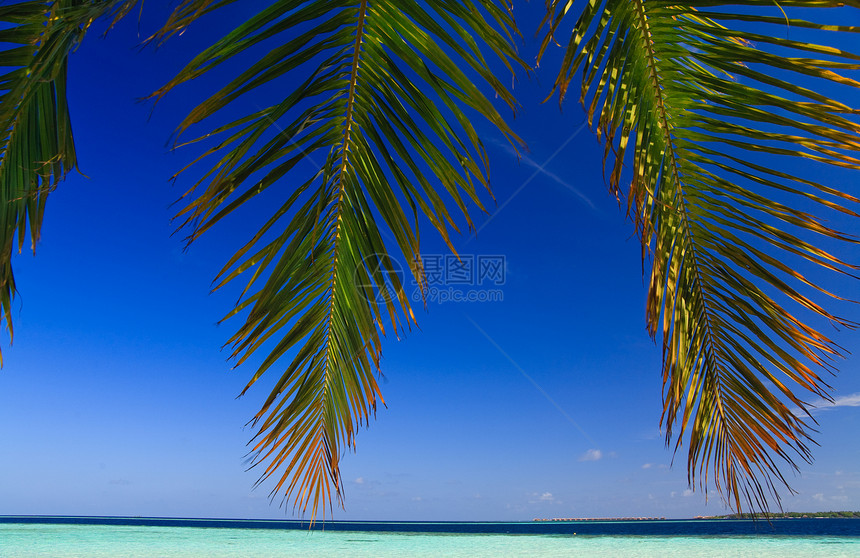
[
  {"xmin": 0, "ymin": 0, "xmax": 136, "ymax": 361},
  {"xmin": 541, "ymin": 1, "xmax": 860, "ymax": 512},
  {"xmin": 148, "ymin": 0, "xmax": 524, "ymax": 519}
]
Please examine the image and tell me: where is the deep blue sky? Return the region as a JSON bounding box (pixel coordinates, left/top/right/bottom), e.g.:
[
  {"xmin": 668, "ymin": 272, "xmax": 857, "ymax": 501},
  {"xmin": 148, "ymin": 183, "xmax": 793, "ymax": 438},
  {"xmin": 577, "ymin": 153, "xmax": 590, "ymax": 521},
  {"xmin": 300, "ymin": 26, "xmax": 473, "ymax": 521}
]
[{"xmin": 1, "ymin": 2, "xmax": 858, "ymax": 521}]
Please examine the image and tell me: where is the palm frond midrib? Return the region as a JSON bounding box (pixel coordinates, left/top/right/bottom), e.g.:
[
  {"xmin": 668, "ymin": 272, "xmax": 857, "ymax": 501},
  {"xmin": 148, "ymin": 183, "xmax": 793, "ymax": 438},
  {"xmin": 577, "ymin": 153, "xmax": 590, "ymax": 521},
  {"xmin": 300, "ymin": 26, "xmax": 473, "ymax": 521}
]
[
  {"xmin": 629, "ymin": 2, "xmax": 727, "ymax": 414},
  {"xmin": 317, "ymin": 0, "xmax": 371, "ymax": 463}
]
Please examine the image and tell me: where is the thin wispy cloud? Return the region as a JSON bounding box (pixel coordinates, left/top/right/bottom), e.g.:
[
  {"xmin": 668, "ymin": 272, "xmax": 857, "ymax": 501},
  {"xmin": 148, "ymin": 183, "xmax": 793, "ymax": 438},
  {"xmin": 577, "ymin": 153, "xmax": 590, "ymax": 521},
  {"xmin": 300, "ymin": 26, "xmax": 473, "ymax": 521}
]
[
  {"xmin": 520, "ymin": 152, "xmax": 597, "ymax": 210},
  {"xmin": 493, "ymin": 138, "xmax": 597, "ymax": 211},
  {"xmin": 465, "ymin": 315, "xmax": 597, "ymax": 446},
  {"xmin": 794, "ymin": 392, "xmax": 860, "ymax": 415},
  {"xmin": 826, "ymin": 392, "xmax": 860, "ymax": 408},
  {"xmin": 467, "ymin": 123, "xmax": 590, "ymax": 242}
]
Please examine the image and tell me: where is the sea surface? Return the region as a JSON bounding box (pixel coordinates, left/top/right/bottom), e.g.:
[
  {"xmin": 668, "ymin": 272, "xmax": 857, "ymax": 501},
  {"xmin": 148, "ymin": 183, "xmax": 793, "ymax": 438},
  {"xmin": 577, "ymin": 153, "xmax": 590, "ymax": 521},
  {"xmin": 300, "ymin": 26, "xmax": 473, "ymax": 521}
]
[{"xmin": 1, "ymin": 516, "xmax": 859, "ymax": 557}]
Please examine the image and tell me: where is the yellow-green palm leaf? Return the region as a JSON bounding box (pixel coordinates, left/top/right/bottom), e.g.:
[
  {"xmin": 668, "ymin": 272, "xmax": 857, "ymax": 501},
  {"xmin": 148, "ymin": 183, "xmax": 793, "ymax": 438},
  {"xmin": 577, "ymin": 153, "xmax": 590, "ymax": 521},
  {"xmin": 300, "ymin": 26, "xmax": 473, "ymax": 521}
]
[
  {"xmin": 542, "ymin": 1, "xmax": 860, "ymax": 512},
  {"xmin": 149, "ymin": 0, "xmax": 524, "ymax": 520}
]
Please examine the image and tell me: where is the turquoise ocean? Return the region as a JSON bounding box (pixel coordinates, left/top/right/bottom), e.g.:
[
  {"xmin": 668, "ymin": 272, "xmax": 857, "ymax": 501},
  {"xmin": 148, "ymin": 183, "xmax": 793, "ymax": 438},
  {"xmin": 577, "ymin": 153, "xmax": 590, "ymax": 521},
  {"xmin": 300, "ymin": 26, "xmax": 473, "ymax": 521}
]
[{"xmin": 1, "ymin": 517, "xmax": 859, "ymax": 557}]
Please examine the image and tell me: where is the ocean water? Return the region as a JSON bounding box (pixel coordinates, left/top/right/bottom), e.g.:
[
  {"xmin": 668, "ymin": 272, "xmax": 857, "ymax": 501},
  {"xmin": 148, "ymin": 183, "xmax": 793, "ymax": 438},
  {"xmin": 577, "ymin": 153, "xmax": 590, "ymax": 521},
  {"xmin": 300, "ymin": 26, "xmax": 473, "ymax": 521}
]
[{"xmin": 1, "ymin": 518, "xmax": 859, "ymax": 557}]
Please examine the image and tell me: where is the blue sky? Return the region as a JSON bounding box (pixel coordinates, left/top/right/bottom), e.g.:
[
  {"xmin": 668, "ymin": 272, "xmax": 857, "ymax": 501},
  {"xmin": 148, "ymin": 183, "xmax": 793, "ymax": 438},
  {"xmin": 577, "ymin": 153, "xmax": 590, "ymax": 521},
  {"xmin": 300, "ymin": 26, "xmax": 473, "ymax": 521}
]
[{"xmin": 1, "ymin": 2, "xmax": 859, "ymax": 521}]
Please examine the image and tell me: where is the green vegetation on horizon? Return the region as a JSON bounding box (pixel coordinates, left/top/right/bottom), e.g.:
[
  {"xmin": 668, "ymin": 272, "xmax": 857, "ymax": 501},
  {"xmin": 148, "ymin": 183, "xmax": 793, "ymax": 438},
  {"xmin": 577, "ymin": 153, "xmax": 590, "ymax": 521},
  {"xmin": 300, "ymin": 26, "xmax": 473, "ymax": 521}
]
[
  {"xmin": 710, "ymin": 511, "xmax": 860, "ymax": 520},
  {"xmin": 2, "ymin": 0, "xmax": 859, "ymax": 521}
]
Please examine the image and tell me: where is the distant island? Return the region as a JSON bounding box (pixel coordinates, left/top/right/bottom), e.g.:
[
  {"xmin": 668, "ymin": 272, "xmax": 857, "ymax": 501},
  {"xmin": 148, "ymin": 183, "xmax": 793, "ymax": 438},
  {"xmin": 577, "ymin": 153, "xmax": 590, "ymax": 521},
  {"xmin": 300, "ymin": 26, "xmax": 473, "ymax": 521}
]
[
  {"xmin": 533, "ymin": 517, "xmax": 665, "ymax": 522},
  {"xmin": 532, "ymin": 511, "xmax": 860, "ymax": 522},
  {"xmin": 696, "ymin": 511, "xmax": 860, "ymax": 519}
]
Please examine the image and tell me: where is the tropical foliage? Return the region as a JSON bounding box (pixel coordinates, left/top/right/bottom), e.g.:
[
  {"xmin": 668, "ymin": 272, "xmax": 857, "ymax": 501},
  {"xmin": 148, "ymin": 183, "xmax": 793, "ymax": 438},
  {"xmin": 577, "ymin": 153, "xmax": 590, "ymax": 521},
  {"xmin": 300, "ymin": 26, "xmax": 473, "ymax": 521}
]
[
  {"xmin": 1, "ymin": 0, "xmax": 858, "ymax": 520},
  {"xmin": 0, "ymin": 0, "xmax": 133, "ymax": 363},
  {"xmin": 540, "ymin": 0, "xmax": 860, "ymax": 513}
]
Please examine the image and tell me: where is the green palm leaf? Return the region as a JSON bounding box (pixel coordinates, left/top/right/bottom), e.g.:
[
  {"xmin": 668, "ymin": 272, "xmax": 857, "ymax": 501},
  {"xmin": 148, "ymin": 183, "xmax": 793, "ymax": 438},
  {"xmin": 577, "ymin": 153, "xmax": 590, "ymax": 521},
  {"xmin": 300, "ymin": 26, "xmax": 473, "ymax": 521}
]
[
  {"xmin": 149, "ymin": 0, "xmax": 524, "ymax": 520},
  {"xmin": 541, "ymin": 1, "xmax": 860, "ymax": 512},
  {"xmin": 0, "ymin": 0, "xmax": 135, "ymax": 360}
]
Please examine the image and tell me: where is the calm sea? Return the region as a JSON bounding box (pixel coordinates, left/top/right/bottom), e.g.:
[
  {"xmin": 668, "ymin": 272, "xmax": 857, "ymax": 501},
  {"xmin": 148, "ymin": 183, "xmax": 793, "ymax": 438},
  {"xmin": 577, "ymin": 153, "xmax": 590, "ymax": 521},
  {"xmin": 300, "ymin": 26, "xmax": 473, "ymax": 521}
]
[{"xmin": 1, "ymin": 516, "xmax": 858, "ymax": 557}]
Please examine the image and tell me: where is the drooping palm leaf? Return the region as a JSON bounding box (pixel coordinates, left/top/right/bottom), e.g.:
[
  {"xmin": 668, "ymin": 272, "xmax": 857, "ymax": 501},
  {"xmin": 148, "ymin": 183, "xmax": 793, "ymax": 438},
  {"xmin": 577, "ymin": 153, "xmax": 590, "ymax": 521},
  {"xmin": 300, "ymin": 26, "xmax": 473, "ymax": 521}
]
[
  {"xmin": 0, "ymin": 0, "xmax": 136, "ymax": 361},
  {"xmin": 149, "ymin": 0, "xmax": 524, "ymax": 520},
  {"xmin": 541, "ymin": 1, "xmax": 860, "ymax": 512}
]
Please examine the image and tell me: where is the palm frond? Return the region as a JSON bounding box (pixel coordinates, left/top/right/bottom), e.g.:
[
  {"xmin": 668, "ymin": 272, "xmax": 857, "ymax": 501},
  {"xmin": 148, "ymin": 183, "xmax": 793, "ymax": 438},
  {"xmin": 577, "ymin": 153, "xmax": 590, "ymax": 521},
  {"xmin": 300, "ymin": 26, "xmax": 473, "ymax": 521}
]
[
  {"xmin": 0, "ymin": 0, "xmax": 136, "ymax": 360},
  {"xmin": 541, "ymin": 0, "xmax": 860, "ymax": 512},
  {"xmin": 150, "ymin": 0, "xmax": 524, "ymax": 520}
]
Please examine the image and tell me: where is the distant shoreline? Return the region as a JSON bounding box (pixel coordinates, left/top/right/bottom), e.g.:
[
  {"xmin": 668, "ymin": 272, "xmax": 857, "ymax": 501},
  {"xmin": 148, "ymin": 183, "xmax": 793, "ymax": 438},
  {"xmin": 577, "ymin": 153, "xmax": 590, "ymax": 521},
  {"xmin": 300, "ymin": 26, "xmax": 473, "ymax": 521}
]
[
  {"xmin": 532, "ymin": 511, "xmax": 860, "ymax": 522},
  {"xmin": 3, "ymin": 515, "xmax": 860, "ymax": 537},
  {"xmin": 0, "ymin": 516, "xmax": 680, "ymax": 535},
  {"xmin": 533, "ymin": 517, "xmax": 665, "ymax": 522},
  {"xmin": 696, "ymin": 511, "xmax": 860, "ymax": 520}
]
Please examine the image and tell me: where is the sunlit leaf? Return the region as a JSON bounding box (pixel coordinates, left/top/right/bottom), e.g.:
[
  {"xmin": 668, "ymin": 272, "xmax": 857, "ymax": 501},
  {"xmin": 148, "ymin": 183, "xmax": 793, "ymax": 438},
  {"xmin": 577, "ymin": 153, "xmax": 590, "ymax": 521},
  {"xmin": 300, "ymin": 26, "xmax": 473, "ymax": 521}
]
[{"xmin": 541, "ymin": 0, "xmax": 860, "ymax": 513}]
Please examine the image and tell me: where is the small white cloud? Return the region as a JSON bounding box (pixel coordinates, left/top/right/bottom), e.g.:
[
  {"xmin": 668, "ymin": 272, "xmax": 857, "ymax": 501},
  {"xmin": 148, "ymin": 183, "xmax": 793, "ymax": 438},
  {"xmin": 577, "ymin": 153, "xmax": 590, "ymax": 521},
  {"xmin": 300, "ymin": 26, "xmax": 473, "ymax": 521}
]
[
  {"xmin": 354, "ymin": 477, "xmax": 364, "ymax": 485},
  {"xmin": 813, "ymin": 493, "xmax": 825, "ymax": 502},
  {"xmin": 528, "ymin": 491, "xmax": 560, "ymax": 504},
  {"xmin": 579, "ymin": 449, "xmax": 603, "ymax": 462},
  {"xmin": 683, "ymin": 489, "xmax": 694, "ymax": 497},
  {"xmin": 670, "ymin": 491, "xmax": 678, "ymax": 498},
  {"xmin": 411, "ymin": 496, "xmax": 422, "ymax": 502},
  {"xmin": 642, "ymin": 463, "xmax": 653, "ymax": 469}
]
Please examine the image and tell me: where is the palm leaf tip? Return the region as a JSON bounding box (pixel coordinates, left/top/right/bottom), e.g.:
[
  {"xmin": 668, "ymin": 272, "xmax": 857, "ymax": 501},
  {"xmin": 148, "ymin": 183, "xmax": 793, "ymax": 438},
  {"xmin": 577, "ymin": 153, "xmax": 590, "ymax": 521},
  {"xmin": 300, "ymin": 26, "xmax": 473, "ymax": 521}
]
[
  {"xmin": 542, "ymin": 0, "xmax": 860, "ymax": 513},
  {"xmin": 153, "ymin": 0, "xmax": 525, "ymax": 520}
]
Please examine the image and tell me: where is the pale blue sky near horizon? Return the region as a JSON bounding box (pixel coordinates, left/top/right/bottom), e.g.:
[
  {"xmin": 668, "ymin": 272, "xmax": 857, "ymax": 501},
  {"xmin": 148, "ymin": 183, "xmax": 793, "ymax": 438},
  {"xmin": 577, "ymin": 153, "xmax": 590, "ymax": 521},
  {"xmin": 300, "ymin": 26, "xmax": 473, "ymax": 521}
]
[{"xmin": 1, "ymin": 1, "xmax": 859, "ymax": 522}]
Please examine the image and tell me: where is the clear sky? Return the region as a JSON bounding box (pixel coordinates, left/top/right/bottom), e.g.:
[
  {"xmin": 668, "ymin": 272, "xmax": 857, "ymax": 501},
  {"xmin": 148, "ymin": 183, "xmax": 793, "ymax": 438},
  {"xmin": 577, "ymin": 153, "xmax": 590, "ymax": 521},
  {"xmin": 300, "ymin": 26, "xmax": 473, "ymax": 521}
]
[{"xmin": 1, "ymin": 2, "xmax": 859, "ymax": 521}]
